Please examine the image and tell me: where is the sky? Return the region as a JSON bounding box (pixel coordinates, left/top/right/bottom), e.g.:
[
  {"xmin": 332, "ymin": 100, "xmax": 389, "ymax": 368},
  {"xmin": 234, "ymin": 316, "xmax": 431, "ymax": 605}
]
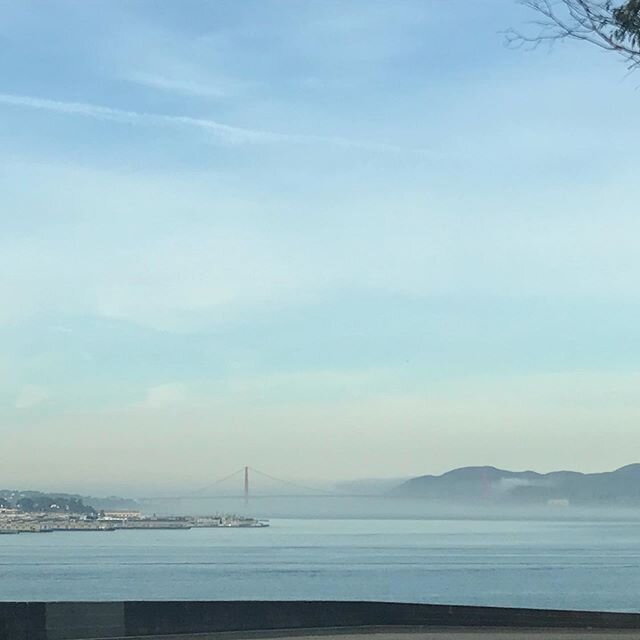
[{"xmin": 1, "ymin": 0, "xmax": 640, "ymax": 495}]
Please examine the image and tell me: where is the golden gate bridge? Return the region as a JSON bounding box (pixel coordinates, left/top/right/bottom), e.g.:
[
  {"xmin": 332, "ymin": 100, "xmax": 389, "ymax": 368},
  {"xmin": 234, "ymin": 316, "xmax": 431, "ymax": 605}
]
[{"xmin": 139, "ymin": 466, "xmax": 385, "ymax": 505}]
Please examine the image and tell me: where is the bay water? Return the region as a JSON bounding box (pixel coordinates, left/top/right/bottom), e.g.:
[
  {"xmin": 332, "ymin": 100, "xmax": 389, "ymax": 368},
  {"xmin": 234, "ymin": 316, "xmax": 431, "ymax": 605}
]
[{"xmin": 2, "ymin": 518, "xmax": 640, "ymax": 611}]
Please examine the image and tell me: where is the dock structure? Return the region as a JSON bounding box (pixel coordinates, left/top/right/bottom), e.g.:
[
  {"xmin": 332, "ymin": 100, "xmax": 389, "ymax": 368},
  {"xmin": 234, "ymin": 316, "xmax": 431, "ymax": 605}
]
[{"xmin": 0, "ymin": 511, "xmax": 267, "ymax": 535}]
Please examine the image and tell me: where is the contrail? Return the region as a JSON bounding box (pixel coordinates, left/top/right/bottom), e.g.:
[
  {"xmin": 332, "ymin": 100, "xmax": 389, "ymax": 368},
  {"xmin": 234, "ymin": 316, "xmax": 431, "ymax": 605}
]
[{"xmin": 0, "ymin": 92, "xmax": 429, "ymax": 154}]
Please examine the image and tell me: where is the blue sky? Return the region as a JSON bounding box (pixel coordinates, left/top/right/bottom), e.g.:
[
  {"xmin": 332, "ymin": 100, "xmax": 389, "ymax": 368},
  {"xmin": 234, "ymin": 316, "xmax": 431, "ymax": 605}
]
[{"xmin": 1, "ymin": 1, "xmax": 639, "ymax": 493}]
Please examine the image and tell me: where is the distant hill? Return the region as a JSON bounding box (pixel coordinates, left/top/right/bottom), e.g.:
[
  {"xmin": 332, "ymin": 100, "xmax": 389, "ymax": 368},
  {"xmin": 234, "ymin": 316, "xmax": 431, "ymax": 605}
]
[
  {"xmin": 334, "ymin": 477, "xmax": 408, "ymax": 494},
  {"xmin": 392, "ymin": 464, "xmax": 640, "ymax": 506},
  {"xmin": 83, "ymin": 495, "xmax": 141, "ymax": 511},
  {"xmin": 0, "ymin": 490, "xmax": 140, "ymax": 513},
  {"xmin": 0, "ymin": 490, "xmax": 95, "ymax": 514}
]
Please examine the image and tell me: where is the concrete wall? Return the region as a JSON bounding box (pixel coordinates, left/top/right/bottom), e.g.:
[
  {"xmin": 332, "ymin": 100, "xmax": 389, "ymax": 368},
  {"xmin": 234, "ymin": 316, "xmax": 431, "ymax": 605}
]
[
  {"xmin": 2, "ymin": 601, "xmax": 640, "ymax": 640},
  {"xmin": 0, "ymin": 603, "xmax": 46, "ymax": 640}
]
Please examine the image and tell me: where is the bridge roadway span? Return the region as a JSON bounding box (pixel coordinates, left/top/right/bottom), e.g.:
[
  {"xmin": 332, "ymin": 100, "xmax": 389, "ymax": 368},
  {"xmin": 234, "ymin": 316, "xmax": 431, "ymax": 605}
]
[{"xmin": 3, "ymin": 601, "xmax": 640, "ymax": 640}]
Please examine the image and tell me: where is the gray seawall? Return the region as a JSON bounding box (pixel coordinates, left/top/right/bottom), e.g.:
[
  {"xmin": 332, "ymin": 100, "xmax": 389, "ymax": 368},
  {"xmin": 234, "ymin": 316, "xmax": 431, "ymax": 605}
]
[{"xmin": 3, "ymin": 601, "xmax": 640, "ymax": 640}]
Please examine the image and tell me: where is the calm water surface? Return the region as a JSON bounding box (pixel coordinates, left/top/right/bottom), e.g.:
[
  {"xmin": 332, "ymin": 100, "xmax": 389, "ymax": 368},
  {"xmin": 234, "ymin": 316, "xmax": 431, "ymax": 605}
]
[{"xmin": 2, "ymin": 518, "xmax": 640, "ymax": 611}]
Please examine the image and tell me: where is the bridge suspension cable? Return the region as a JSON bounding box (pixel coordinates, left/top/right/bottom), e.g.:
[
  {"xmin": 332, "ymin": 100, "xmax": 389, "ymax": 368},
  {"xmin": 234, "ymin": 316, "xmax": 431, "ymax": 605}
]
[
  {"xmin": 247, "ymin": 466, "xmax": 340, "ymax": 496},
  {"xmin": 185, "ymin": 467, "xmax": 246, "ymax": 497}
]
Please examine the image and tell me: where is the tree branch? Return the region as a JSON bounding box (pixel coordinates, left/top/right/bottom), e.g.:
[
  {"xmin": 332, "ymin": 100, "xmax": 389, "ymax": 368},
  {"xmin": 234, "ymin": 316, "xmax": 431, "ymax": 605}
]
[{"xmin": 506, "ymin": 0, "xmax": 640, "ymax": 69}]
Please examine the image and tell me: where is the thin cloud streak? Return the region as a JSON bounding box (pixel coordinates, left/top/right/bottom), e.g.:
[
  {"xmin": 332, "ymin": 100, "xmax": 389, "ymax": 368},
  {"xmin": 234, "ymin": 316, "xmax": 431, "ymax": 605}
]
[
  {"xmin": 0, "ymin": 92, "xmax": 429, "ymax": 154},
  {"xmin": 126, "ymin": 72, "xmax": 231, "ymax": 99}
]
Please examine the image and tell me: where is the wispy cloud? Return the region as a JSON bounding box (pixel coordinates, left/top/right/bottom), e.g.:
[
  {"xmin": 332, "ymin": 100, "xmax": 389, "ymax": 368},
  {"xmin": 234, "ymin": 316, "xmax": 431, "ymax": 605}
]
[
  {"xmin": 0, "ymin": 92, "xmax": 275, "ymax": 144},
  {"xmin": 141, "ymin": 383, "xmax": 189, "ymax": 409},
  {"xmin": 125, "ymin": 71, "xmax": 230, "ymax": 99},
  {"xmin": 0, "ymin": 92, "xmax": 427, "ymax": 154},
  {"xmin": 15, "ymin": 384, "xmax": 50, "ymax": 410}
]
